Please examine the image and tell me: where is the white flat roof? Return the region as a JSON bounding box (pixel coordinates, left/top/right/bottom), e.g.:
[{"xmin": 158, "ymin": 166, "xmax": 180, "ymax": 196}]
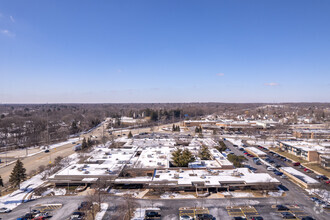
[{"xmin": 281, "ymin": 167, "xmax": 319, "ymax": 184}]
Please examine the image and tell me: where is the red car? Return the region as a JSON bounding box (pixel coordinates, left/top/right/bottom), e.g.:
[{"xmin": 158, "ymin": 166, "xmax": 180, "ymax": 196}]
[
  {"xmin": 293, "ymin": 162, "xmax": 300, "ymax": 166},
  {"xmin": 244, "ymin": 152, "xmax": 248, "ymax": 155},
  {"xmin": 326, "ymin": 180, "xmax": 330, "ymax": 184}
]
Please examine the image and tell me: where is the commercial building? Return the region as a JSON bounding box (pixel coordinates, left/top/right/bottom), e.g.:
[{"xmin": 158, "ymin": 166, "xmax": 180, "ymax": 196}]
[
  {"xmin": 293, "ymin": 129, "xmax": 330, "ymax": 139},
  {"xmin": 278, "ymin": 141, "xmax": 330, "ymax": 162},
  {"xmin": 49, "ymin": 136, "xmax": 280, "ymax": 193}
]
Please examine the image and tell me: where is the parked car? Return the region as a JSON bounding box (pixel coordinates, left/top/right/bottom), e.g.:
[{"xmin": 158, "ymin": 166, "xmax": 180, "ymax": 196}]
[
  {"xmin": 44, "ymin": 149, "xmax": 50, "ymax": 153},
  {"xmin": 280, "ymin": 175, "xmax": 288, "ymax": 179},
  {"xmin": 301, "ymin": 217, "xmax": 315, "ymax": 220},
  {"xmin": 233, "ymin": 217, "xmax": 247, "ymax": 220},
  {"xmin": 145, "ymin": 211, "xmax": 161, "ymax": 218},
  {"xmin": 281, "ymin": 212, "xmax": 295, "ymax": 219},
  {"xmin": 78, "ymin": 201, "xmax": 92, "ymax": 210},
  {"xmin": 195, "ymin": 213, "xmax": 215, "ymax": 220},
  {"xmin": 34, "ymin": 212, "xmax": 51, "ymax": 218},
  {"xmin": 70, "ymin": 211, "xmax": 85, "ymax": 220},
  {"xmin": 316, "ymin": 175, "xmax": 328, "ymax": 180},
  {"xmin": 180, "ymin": 215, "xmax": 194, "ymax": 220},
  {"xmin": 292, "ymin": 162, "xmax": 300, "ymax": 166},
  {"xmin": 267, "ymin": 167, "xmax": 274, "ymax": 171},
  {"xmin": 304, "ymin": 168, "xmax": 312, "ymax": 173},
  {"xmin": 22, "ymin": 213, "xmax": 35, "ymax": 219},
  {"xmin": 250, "ymin": 217, "xmax": 263, "ymax": 220},
  {"xmin": 32, "ymin": 217, "xmax": 46, "ymax": 220},
  {"xmin": 276, "ymin": 205, "xmax": 290, "ymax": 211},
  {"xmin": 274, "ymin": 171, "xmax": 283, "ymax": 176},
  {"xmin": 0, "ymin": 207, "xmax": 11, "ymax": 213}
]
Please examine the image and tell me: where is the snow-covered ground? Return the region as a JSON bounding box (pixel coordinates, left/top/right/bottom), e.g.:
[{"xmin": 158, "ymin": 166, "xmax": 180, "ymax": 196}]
[
  {"xmin": 131, "ymin": 207, "xmax": 160, "ymax": 220},
  {"xmin": 0, "ymin": 152, "xmax": 80, "ymax": 210},
  {"xmin": 0, "ymin": 174, "xmax": 45, "ymax": 210},
  {"xmin": 95, "ymin": 203, "xmax": 108, "ymax": 220},
  {"xmin": 306, "ymin": 188, "xmax": 330, "ymax": 203},
  {"xmin": 247, "ymin": 140, "xmax": 277, "ymax": 149},
  {"xmin": 226, "ymin": 138, "xmax": 243, "ymax": 147}
]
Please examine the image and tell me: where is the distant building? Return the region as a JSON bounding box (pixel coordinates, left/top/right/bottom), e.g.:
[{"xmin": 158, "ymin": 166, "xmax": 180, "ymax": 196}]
[{"xmin": 293, "ymin": 129, "xmax": 330, "ymax": 139}]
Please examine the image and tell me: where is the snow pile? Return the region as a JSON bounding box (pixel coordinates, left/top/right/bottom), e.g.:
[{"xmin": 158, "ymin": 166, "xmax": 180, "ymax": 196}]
[
  {"xmin": 222, "ymin": 192, "xmax": 254, "ymax": 198},
  {"xmin": 268, "ymin": 190, "xmax": 284, "ymax": 197},
  {"xmin": 41, "ymin": 188, "xmax": 66, "ymax": 196},
  {"xmin": 160, "ymin": 192, "xmax": 196, "ymax": 199},
  {"xmin": 95, "ymin": 203, "xmax": 108, "ymax": 220},
  {"xmin": 131, "ymin": 208, "xmax": 146, "ymax": 220}
]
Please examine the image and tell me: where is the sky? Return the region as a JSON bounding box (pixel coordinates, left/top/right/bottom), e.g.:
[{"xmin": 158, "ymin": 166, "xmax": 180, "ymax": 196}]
[{"xmin": 0, "ymin": 0, "xmax": 330, "ymax": 103}]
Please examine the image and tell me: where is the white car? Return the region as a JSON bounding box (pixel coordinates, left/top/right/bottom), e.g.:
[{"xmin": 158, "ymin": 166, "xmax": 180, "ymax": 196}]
[
  {"xmin": 180, "ymin": 215, "xmax": 194, "ymax": 220},
  {"xmin": 0, "ymin": 207, "xmax": 11, "ymax": 213},
  {"xmin": 267, "ymin": 167, "xmax": 274, "ymax": 171},
  {"xmin": 35, "ymin": 212, "xmax": 51, "ymax": 218},
  {"xmin": 281, "ymin": 175, "xmax": 288, "ymax": 179}
]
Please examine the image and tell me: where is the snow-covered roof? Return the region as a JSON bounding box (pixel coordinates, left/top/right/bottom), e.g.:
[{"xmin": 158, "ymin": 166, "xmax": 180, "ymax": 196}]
[
  {"xmin": 245, "ymin": 147, "xmax": 267, "ymax": 156},
  {"xmin": 115, "ymin": 168, "xmax": 280, "ymax": 186},
  {"xmin": 281, "ymin": 167, "xmax": 319, "ymax": 184}
]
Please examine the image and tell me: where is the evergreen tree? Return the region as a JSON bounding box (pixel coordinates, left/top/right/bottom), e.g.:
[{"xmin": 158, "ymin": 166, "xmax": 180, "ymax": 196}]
[
  {"xmin": 128, "ymin": 131, "xmax": 133, "ymax": 138},
  {"xmin": 172, "ymin": 148, "xmax": 194, "ymax": 167},
  {"xmin": 172, "ymin": 124, "xmax": 176, "ymax": 132},
  {"xmin": 9, "ymin": 160, "xmax": 26, "ymax": 188},
  {"xmin": 198, "ymin": 146, "xmax": 211, "ymax": 160},
  {"xmin": 0, "ymin": 175, "xmax": 3, "ymax": 187},
  {"xmin": 0, "ymin": 175, "xmax": 3, "ymax": 196},
  {"xmin": 82, "ymin": 138, "xmax": 88, "ymax": 149},
  {"xmin": 87, "ymin": 138, "xmax": 93, "ymax": 148},
  {"xmin": 216, "ymin": 141, "xmax": 227, "ymax": 152}
]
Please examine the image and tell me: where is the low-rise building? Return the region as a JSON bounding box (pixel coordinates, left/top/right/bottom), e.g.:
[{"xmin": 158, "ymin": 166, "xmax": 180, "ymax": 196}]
[
  {"xmin": 278, "ymin": 141, "xmax": 330, "ymax": 162},
  {"xmin": 293, "ymin": 129, "xmax": 330, "ymax": 139}
]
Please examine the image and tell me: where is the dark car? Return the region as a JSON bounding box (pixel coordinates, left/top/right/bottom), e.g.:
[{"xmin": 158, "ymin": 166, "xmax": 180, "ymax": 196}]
[
  {"xmin": 301, "ymin": 217, "xmax": 315, "ymax": 220},
  {"xmin": 250, "ymin": 217, "xmax": 263, "ymax": 220},
  {"xmin": 44, "ymin": 149, "xmax": 50, "ymax": 153},
  {"xmin": 145, "ymin": 211, "xmax": 161, "ymax": 218},
  {"xmin": 233, "ymin": 217, "xmax": 247, "ymax": 220},
  {"xmin": 78, "ymin": 201, "xmax": 92, "ymax": 210},
  {"xmin": 276, "ymin": 205, "xmax": 290, "ymax": 211},
  {"xmin": 196, "ymin": 213, "xmax": 215, "ymax": 220}
]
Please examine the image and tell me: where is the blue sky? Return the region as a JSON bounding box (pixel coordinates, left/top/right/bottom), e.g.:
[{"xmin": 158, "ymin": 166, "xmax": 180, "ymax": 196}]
[{"xmin": 0, "ymin": 0, "xmax": 330, "ymax": 103}]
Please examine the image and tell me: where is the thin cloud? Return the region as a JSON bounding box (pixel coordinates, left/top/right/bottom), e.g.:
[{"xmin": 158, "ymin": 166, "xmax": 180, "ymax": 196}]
[
  {"xmin": 264, "ymin": 82, "xmax": 279, "ymax": 86},
  {"xmin": 216, "ymin": 73, "xmax": 225, "ymax": 76},
  {"xmin": 10, "ymin": 15, "xmax": 15, "ymax": 23},
  {"xmin": 0, "ymin": 29, "xmax": 15, "ymax": 37}
]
